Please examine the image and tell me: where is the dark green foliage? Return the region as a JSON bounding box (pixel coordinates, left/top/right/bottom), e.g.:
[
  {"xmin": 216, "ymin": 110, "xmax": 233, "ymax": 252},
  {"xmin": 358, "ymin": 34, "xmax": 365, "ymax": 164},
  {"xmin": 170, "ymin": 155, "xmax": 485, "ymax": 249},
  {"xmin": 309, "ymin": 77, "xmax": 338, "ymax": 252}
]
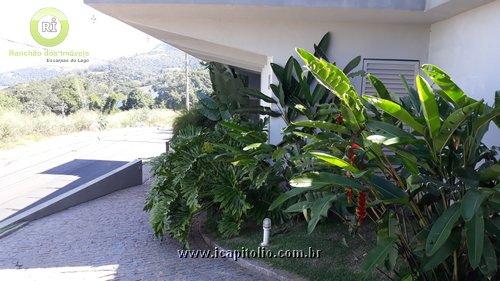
[
  {"xmin": 289, "ymin": 48, "xmax": 500, "ymax": 280},
  {"xmin": 197, "ymin": 62, "xmax": 279, "ymax": 121},
  {"xmin": 144, "ymin": 61, "xmax": 292, "ymax": 247},
  {"xmin": 144, "ymin": 121, "xmax": 285, "ymax": 247},
  {"xmin": 122, "ymin": 88, "xmax": 154, "ymax": 110},
  {"xmin": 102, "ymin": 93, "xmax": 126, "ymax": 114},
  {"xmin": 172, "ymin": 107, "xmax": 215, "ymax": 135},
  {"xmin": 153, "ymin": 69, "xmax": 212, "ymax": 110},
  {"xmin": 144, "ymin": 34, "xmax": 499, "ymax": 281},
  {"xmin": 87, "ymin": 93, "xmax": 104, "ymax": 111},
  {"xmin": 269, "ymin": 33, "xmax": 363, "ymax": 124}
]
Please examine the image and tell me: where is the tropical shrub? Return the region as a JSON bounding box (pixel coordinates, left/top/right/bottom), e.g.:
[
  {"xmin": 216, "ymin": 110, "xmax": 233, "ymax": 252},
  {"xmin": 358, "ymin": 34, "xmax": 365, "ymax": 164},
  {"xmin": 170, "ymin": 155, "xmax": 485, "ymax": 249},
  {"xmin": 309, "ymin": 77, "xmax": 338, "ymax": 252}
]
[
  {"xmin": 269, "ymin": 48, "xmax": 500, "ymax": 280},
  {"xmin": 172, "ymin": 107, "xmax": 215, "ymax": 134},
  {"xmin": 197, "ymin": 62, "xmax": 280, "ymax": 121},
  {"xmin": 268, "ymin": 32, "xmax": 363, "ymax": 124},
  {"xmin": 145, "ymin": 32, "xmax": 499, "ymax": 281},
  {"xmin": 144, "ymin": 63, "xmax": 286, "ymax": 248},
  {"xmin": 144, "ymin": 33, "xmax": 365, "ymax": 248}
]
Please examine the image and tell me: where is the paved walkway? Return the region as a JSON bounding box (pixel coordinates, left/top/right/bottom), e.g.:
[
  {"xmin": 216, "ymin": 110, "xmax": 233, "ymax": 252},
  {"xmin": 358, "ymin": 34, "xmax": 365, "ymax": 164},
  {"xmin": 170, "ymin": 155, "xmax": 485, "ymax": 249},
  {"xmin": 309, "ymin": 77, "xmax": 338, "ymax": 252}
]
[{"xmin": 0, "ymin": 182, "xmax": 267, "ymax": 281}]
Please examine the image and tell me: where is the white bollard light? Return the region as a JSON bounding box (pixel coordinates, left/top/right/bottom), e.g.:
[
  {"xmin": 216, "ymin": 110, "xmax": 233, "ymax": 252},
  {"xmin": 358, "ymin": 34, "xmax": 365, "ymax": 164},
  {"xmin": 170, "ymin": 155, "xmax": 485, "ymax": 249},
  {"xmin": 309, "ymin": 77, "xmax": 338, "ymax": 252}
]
[{"xmin": 260, "ymin": 218, "xmax": 271, "ymax": 247}]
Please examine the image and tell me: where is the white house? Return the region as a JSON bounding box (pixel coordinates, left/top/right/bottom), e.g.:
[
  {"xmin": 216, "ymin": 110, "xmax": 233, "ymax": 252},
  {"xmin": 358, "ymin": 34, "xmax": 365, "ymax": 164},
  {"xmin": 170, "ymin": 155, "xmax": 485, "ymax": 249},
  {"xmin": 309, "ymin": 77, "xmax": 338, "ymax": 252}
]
[{"xmin": 85, "ymin": 0, "xmax": 500, "ymax": 145}]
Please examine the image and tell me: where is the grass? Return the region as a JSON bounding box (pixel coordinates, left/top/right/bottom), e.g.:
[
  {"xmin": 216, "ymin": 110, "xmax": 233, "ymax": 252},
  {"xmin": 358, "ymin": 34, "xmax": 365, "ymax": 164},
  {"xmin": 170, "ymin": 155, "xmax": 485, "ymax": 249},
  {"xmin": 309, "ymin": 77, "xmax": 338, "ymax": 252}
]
[
  {"xmin": 0, "ymin": 108, "xmax": 178, "ymax": 149},
  {"xmin": 211, "ymin": 220, "xmax": 382, "ymax": 281}
]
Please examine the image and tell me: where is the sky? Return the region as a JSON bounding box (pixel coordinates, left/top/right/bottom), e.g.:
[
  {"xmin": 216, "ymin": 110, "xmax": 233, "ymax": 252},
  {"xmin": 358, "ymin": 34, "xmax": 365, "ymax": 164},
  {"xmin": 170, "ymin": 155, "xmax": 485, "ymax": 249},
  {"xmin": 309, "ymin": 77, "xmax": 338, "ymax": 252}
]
[{"xmin": 0, "ymin": 0, "xmax": 164, "ymax": 73}]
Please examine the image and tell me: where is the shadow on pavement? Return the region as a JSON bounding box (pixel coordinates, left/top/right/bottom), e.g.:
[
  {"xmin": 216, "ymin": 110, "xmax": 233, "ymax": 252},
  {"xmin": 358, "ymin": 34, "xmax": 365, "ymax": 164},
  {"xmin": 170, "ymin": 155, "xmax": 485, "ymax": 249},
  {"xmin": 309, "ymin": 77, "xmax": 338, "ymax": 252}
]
[{"xmin": 1, "ymin": 159, "xmax": 128, "ymax": 222}]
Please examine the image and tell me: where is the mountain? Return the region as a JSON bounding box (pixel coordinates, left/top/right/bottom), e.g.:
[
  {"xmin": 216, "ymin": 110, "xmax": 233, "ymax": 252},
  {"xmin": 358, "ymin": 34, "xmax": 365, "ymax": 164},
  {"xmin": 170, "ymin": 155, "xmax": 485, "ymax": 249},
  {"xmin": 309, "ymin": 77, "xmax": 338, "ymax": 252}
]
[{"xmin": 0, "ymin": 67, "xmax": 66, "ymax": 88}]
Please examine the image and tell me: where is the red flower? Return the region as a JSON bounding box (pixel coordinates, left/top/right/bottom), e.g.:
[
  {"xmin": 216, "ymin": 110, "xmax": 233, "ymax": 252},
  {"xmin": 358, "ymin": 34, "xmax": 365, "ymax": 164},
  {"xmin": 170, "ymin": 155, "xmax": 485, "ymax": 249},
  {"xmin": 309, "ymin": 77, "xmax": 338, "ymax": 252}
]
[
  {"xmin": 356, "ymin": 191, "xmax": 367, "ymax": 225},
  {"xmin": 351, "ymin": 142, "xmax": 361, "ymax": 149},
  {"xmin": 346, "ymin": 187, "xmax": 353, "ymax": 204},
  {"xmin": 336, "ymin": 114, "xmax": 344, "ymax": 125},
  {"xmin": 347, "ymin": 142, "xmax": 360, "ymax": 165}
]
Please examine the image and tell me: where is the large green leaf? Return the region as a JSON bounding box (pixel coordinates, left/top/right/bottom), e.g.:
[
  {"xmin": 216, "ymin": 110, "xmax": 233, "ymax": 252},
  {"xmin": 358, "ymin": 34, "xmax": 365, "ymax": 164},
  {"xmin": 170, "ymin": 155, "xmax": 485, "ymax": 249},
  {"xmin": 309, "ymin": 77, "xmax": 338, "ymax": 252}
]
[
  {"xmin": 268, "ymin": 187, "xmax": 310, "ymax": 211},
  {"xmin": 343, "ymin": 56, "xmax": 361, "ymax": 75},
  {"xmin": 362, "ymin": 237, "xmax": 397, "ymax": 273},
  {"xmin": 314, "ymin": 32, "xmax": 331, "ymax": 60},
  {"xmin": 296, "ymin": 48, "xmax": 361, "ymax": 107},
  {"xmin": 198, "ymin": 106, "xmax": 220, "ymax": 121},
  {"xmin": 367, "ymin": 175, "xmax": 408, "ymax": 203},
  {"xmin": 363, "ymin": 95, "xmax": 425, "ymax": 135},
  {"xmin": 473, "ymin": 106, "xmax": 500, "ymax": 132},
  {"xmin": 284, "ymin": 201, "xmax": 311, "ymax": 213},
  {"xmin": 242, "ymin": 143, "xmax": 275, "ymax": 152},
  {"xmin": 422, "ymin": 230, "xmax": 460, "ymax": 272},
  {"xmin": 461, "ymin": 190, "xmax": 489, "ymax": 221},
  {"xmin": 479, "ymin": 163, "xmax": 500, "ymax": 181},
  {"xmin": 311, "ymin": 83, "xmax": 328, "ymax": 105},
  {"xmin": 465, "ymin": 210, "xmax": 484, "ymax": 268},
  {"xmin": 197, "ymin": 92, "xmax": 218, "ymax": 109},
  {"xmin": 270, "ymin": 84, "xmax": 285, "ymax": 108},
  {"xmin": 366, "ymin": 120, "xmax": 417, "ymax": 145},
  {"xmin": 401, "ymin": 74, "xmax": 421, "ymax": 114},
  {"xmin": 310, "ymin": 152, "xmax": 359, "ymax": 173},
  {"xmin": 292, "ymin": 120, "xmax": 349, "ymax": 134},
  {"xmin": 308, "ymin": 194, "xmax": 336, "ymax": 233},
  {"xmin": 485, "ymin": 217, "xmax": 500, "ymax": 237},
  {"xmin": 367, "ymin": 74, "xmax": 392, "ymax": 100},
  {"xmin": 479, "ymin": 237, "xmax": 497, "ymax": 277},
  {"xmin": 421, "ymin": 64, "xmax": 471, "ymax": 107},
  {"xmin": 290, "ymin": 172, "xmax": 362, "ymax": 189},
  {"xmin": 425, "ymin": 203, "xmax": 461, "ymax": 256},
  {"xmin": 233, "ymin": 106, "xmax": 282, "ymax": 117},
  {"xmin": 240, "ymin": 88, "xmax": 277, "ymax": 104},
  {"xmin": 416, "ymin": 75, "xmax": 441, "ymax": 137},
  {"xmin": 271, "ymin": 63, "xmax": 285, "ymax": 84},
  {"xmin": 434, "ymin": 101, "xmax": 482, "ymax": 153},
  {"xmin": 283, "ymin": 57, "xmax": 294, "ymax": 90}
]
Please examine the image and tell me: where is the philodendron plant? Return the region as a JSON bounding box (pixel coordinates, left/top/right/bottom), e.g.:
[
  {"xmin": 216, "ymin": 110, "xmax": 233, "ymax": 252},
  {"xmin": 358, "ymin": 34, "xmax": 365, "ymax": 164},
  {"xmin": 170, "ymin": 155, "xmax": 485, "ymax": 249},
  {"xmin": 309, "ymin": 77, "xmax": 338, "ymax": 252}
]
[{"xmin": 271, "ymin": 47, "xmax": 500, "ymax": 280}]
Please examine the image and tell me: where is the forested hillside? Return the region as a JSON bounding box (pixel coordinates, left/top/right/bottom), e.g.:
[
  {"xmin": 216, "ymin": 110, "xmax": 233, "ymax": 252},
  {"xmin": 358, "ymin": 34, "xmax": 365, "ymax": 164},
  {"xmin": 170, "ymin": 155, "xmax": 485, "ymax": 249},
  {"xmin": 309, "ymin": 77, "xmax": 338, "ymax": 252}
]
[
  {"xmin": 0, "ymin": 43, "xmax": 211, "ymax": 147},
  {"xmin": 0, "ymin": 43, "xmax": 211, "ymax": 115}
]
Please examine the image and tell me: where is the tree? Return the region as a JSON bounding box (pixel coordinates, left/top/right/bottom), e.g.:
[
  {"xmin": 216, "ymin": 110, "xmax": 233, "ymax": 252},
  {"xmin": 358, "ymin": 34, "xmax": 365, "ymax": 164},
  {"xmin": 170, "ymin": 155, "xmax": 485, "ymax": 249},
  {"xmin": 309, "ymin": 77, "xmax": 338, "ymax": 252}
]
[
  {"xmin": 0, "ymin": 91, "xmax": 22, "ymax": 110},
  {"xmin": 88, "ymin": 93, "xmax": 104, "ymax": 111},
  {"xmin": 102, "ymin": 92, "xmax": 126, "ymax": 114},
  {"xmin": 122, "ymin": 88, "xmax": 153, "ymax": 110}
]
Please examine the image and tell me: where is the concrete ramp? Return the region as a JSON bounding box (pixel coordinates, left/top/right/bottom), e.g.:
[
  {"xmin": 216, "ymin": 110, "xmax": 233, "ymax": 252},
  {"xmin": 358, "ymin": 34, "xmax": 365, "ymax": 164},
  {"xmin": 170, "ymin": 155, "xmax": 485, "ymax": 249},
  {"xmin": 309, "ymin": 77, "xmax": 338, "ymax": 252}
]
[{"xmin": 0, "ymin": 160, "xmax": 143, "ymax": 232}]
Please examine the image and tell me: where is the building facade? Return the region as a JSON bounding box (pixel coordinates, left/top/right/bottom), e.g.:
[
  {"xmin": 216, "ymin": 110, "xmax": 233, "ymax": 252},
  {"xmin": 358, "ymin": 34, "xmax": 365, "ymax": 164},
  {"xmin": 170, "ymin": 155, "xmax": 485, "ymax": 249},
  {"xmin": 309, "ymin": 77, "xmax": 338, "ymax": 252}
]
[{"xmin": 86, "ymin": 0, "xmax": 500, "ymax": 144}]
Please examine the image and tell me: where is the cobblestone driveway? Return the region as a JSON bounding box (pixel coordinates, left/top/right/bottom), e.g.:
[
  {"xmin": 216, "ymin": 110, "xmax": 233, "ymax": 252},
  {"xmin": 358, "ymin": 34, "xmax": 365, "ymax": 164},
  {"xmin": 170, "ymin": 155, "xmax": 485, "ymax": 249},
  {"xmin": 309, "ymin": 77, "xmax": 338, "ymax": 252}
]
[{"xmin": 0, "ymin": 182, "xmax": 267, "ymax": 281}]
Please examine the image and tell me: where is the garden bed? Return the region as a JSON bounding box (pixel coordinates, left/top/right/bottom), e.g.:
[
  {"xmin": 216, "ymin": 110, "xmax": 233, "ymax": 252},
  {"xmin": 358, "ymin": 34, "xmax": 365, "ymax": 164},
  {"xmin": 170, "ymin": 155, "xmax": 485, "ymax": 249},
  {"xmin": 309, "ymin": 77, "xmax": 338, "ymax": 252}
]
[{"xmin": 209, "ymin": 220, "xmax": 382, "ymax": 281}]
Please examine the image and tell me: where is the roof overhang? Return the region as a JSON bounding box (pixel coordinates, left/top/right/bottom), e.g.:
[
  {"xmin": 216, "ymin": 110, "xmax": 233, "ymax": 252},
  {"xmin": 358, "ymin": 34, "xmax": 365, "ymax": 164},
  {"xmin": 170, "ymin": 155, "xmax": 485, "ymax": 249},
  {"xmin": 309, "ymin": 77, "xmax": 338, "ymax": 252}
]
[{"xmin": 84, "ymin": 0, "xmax": 493, "ymax": 70}]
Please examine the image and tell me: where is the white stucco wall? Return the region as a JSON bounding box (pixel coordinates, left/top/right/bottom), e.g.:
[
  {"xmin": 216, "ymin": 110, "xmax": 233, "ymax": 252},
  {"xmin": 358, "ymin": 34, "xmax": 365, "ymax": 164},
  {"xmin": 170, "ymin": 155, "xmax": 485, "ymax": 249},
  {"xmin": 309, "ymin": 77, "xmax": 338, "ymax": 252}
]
[{"xmin": 429, "ymin": 0, "xmax": 500, "ymax": 145}]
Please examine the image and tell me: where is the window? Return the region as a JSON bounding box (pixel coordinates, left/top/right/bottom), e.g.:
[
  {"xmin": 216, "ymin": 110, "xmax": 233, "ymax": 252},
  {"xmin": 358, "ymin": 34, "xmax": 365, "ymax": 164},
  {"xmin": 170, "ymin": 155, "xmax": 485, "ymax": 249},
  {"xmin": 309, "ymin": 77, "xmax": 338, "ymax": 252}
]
[{"xmin": 362, "ymin": 59, "xmax": 420, "ymax": 96}]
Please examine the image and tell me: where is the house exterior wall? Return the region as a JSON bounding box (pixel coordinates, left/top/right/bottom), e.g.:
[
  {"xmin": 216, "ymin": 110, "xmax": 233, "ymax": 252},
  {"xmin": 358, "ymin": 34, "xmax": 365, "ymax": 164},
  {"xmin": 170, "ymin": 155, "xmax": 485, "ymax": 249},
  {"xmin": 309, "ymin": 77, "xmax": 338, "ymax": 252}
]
[
  {"xmin": 185, "ymin": 19, "xmax": 429, "ymax": 143},
  {"xmin": 429, "ymin": 0, "xmax": 500, "ymax": 145},
  {"xmin": 251, "ymin": 21, "xmax": 430, "ymax": 143}
]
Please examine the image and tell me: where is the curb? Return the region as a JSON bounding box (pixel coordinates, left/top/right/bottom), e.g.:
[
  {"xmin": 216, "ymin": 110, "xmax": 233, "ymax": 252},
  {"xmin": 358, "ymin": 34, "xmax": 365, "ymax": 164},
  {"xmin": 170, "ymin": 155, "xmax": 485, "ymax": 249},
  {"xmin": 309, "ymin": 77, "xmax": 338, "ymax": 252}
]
[
  {"xmin": 0, "ymin": 221, "xmax": 28, "ymax": 239},
  {"xmin": 198, "ymin": 226, "xmax": 307, "ymax": 281}
]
